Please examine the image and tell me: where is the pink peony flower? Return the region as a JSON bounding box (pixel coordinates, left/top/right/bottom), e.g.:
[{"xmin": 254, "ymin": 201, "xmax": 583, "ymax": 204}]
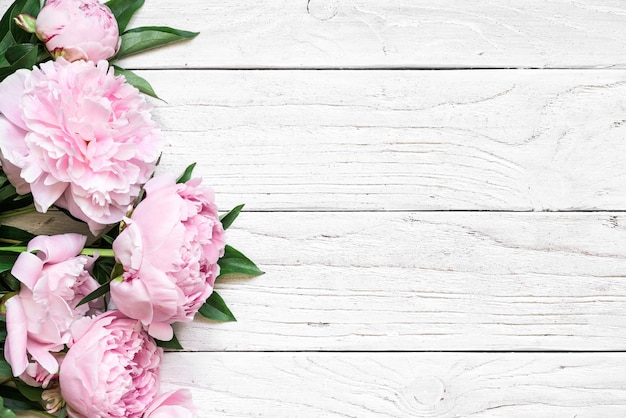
[
  {"xmin": 144, "ymin": 389, "xmax": 197, "ymax": 418},
  {"xmin": 35, "ymin": 0, "xmax": 120, "ymax": 62},
  {"xmin": 59, "ymin": 311, "xmax": 162, "ymax": 418},
  {"xmin": 4, "ymin": 234, "xmax": 102, "ymax": 377},
  {"xmin": 110, "ymin": 173, "xmax": 226, "ymax": 340},
  {"xmin": 0, "ymin": 59, "xmax": 163, "ymax": 233}
]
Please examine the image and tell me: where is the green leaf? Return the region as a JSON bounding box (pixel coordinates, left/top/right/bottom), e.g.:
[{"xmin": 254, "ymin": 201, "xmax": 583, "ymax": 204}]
[
  {"xmin": 0, "ymin": 171, "xmax": 33, "ymax": 211},
  {"xmin": 101, "ymin": 235, "xmax": 115, "ymax": 245},
  {"xmin": 0, "ymin": 273, "xmax": 19, "ymax": 292},
  {"xmin": 198, "ymin": 291, "xmax": 236, "ymax": 322},
  {"xmin": 0, "ymin": 226, "xmax": 34, "ymax": 244},
  {"xmin": 217, "ymin": 245, "xmax": 263, "ymax": 278},
  {"xmin": 0, "ymin": 42, "xmax": 37, "ymax": 82},
  {"xmin": 114, "ymin": 26, "xmax": 198, "ymax": 60},
  {"xmin": 0, "ymin": 254, "xmax": 18, "ymax": 275},
  {"xmin": 8, "ymin": 0, "xmax": 39, "ymax": 44},
  {"xmin": 0, "ymin": 360, "xmax": 12, "ymax": 378},
  {"xmin": 0, "ymin": 396, "xmax": 17, "ymax": 418},
  {"xmin": 176, "ymin": 163, "xmax": 196, "ymax": 184},
  {"xmin": 113, "ymin": 65, "xmax": 159, "ymax": 99},
  {"xmin": 76, "ymin": 281, "xmax": 110, "ymax": 307},
  {"xmin": 0, "ymin": 385, "xmax": 40, "ymax": 411},
  {"xmin": 219, "ymin": 204, "xmax": 244, "ymax": 230},
  {"xmin": 155, "ymin": 333, "xmax": 183, "ymax": 350},
  {"xmin": 0, "ymin": 186, "xmax": 14, "ymax": 203},
  {"xmin": 91, "ymin": 258, "xmax": 116, "ymax": 285},
  {"xmin": 104, "ymin": 0, "xmax": 144, "ymax": 33},
  {"xmin": 0, "ymin": 0, "xmax": 40, "ymax": 53},
  {"xmin": 15, "ymin": 411, "xmax": 54, "ymax": 417},
  {"xmin": 13, "ymin": 380, "xmax": 42, "ymax": 403},
  {"xmin": 5, "ymin": 43, "xmax": 34, "ymax": 64}
]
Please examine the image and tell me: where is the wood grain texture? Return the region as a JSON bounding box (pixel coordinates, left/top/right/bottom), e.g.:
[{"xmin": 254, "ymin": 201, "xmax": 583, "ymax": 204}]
[
  {"xmin": 141, "ymin": 69, "xmax": 626, "ymax": 211},
  {"xmin": 160, "ymin": 352, "xmax": 626, "ymax": 417},
  {"xmin": 1, "ymin": 208, "xmax": 93, "ymax": 240},
  {"xmin": 94, "ymin": 0, "xmax": 626, "ymax": 69},
  {"xmin": 171, "ymin": 211, "xmax": 626, "ymax": 351},
  {"xmin": 1, "ymin": 0, "xmax": 624, "ymax": 415}
]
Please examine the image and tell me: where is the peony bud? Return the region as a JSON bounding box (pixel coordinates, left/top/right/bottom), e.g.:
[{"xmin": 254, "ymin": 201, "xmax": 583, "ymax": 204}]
[
  {"xmin": 14, "ymin": 14, "xmax": 36, "ymax": 34},
  {"xmin": 111, "ymin": 173, "xmax": 226, "ymax": 341},
  {"xmin": 35, "ymin": 0, "xmax": 120, "ymax": 62},
  {"xmin": 42, "ymin": 385, "xmax": 65, "ymax": 415}
]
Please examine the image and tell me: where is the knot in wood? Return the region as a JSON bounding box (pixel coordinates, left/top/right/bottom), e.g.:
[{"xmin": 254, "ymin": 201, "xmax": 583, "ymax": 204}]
[
  {"xmin": 402, "ymin": 376, "xmax": 446, "ymax": 410},
  {"xmin": 307, "ymin": 0, "xmax": 339, "ymax": 20}
]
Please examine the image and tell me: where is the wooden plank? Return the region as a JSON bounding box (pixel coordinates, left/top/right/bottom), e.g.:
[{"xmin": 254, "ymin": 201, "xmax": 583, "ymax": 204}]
[
  {"xmin": 1, "ymin": 208, "xmax": 94, "ymax": 241},
  {"xmin": 142, "ymin": 69, "xmax": 626, "ymax": 211},
  {"xmin": 172, "ymin": 211, "xmax": 626, "ymax": 351},
  {"xmin": 50, "ymin": 0, "xmax": 626, "ymax": 69},
  {"xmin": 3, "ymin": 0, "xmax": 624, "ymax": 69},
  {"xmin": 161, "ymin": 352, "xmax": 626, "ymax": 417},
  {"xmin": 5, "ymin": 69, "xmax": 626, "ymax": 211}
]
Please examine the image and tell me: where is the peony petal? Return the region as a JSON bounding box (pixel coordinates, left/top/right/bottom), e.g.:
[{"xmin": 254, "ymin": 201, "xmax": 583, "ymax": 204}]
[
  {"xmin": 0, "ymin": 117, "xmax": 31, "ymax": 194},
  {"xmin": 27, "ymin": 340, "xmax": 60, "ymax": 375},
  {"xmin": 145, "ymin": 406, "xmax": 195, "ymax": 418},
  {"xmin": 143, "ymin": 389, "xmax": 196, "ymax": 418},
  {"xmin": 68, "ymin": 315, "xmax": 107, "ymax": 346},
  {"xmin": 54, "ymin": 191, "xmax": 113, "ymax": 235},
  {"xmin": 0, "ymin": 70, "xmax": 28, "ymax": 129},
  {"xmin": 27, "ymin": 233, "xmax": 86, "ymax": 264},
  {"xmin": 110, "ymin": 279, "xmax": 154, "ymax": 325},
  {"xmin": 29, "ymin": 177, "xmax": 68, "ymax": 213},
  {"xmin": 4, "ymin": 297, "xmax": 29, "ymax": 376},
  {"xmin": 142, "ymin": 171, "xmax": 177, "ymax": 195},
  {"xmin": 57, "ymin": 46, "xmax": 88, "ymax": 62},
  {"xmin": 111, "ymin": 219, "xmax": 141, "ymax": 269},
  {"xmin": 0, "ymin": 156, "xmax": 30, "ymax": 194},
  {"xmin": 0, "ymin": 117, "xmax": 28, "ymax": 160},
  {"xmin": 11, "ymin": 252, "xmax": 44, "ymax": 290},
  {"xmin": 132, "ymin": 190, "xmax": 185, "ymax": 261},
  {"xmin": 147, "ymin": 322, "xmax": 173, "ymax": 342}
]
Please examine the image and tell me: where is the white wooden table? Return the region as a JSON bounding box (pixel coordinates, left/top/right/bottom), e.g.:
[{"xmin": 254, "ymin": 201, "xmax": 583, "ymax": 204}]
[{"xmin": 7, "ymin": 0, "xmax": 626, "ymax": 416}]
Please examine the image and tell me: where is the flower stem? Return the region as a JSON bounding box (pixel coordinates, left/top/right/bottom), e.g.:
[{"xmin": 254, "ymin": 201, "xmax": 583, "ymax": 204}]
[
  {"xmin": 0, "ymin": 206, "xmax": 37, "ymax": 219},
  {"xmin": 0, "ymin": 247, "xmax": 25, "ymax": 253},
  {"xmin": 80, "ymin": 248, "xmax": 115, "ymax": 258},
  {"xmin": 0, "ymin": 238, "xmax": 21, "ymax": 245},
  {"xmin": 0, "ymin": 246, "xmax": 115, "ymax": 258}
]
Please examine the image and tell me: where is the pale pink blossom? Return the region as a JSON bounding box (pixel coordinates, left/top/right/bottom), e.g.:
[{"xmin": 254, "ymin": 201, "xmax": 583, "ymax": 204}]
[
  {"xmin": 0, "ymin": 59, "xmax": 163, "ymax": 233},
  {"xmin": 144, "ymin": 389, "xmax": 197, "ymax": 418},
  {"xmin": 4, "ymin": 234, "xmax": 102, "ymax": 377},
  {"xmin": 36, "ymin": 0, "xmax": 120, "ymax": 62},
  {"xmin": 59, "ymin": 311, "xmax": 162, "ymax": 418},
  {"xmin": 111, "ymin": 173, "xmax": 226, "ymax": 340}
]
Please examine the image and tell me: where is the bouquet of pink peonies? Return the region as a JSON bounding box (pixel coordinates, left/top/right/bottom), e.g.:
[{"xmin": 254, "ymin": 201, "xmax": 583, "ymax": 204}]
[{"xmin": 0, "ymin": 0, "xmax": 262, "ymax": 416}]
